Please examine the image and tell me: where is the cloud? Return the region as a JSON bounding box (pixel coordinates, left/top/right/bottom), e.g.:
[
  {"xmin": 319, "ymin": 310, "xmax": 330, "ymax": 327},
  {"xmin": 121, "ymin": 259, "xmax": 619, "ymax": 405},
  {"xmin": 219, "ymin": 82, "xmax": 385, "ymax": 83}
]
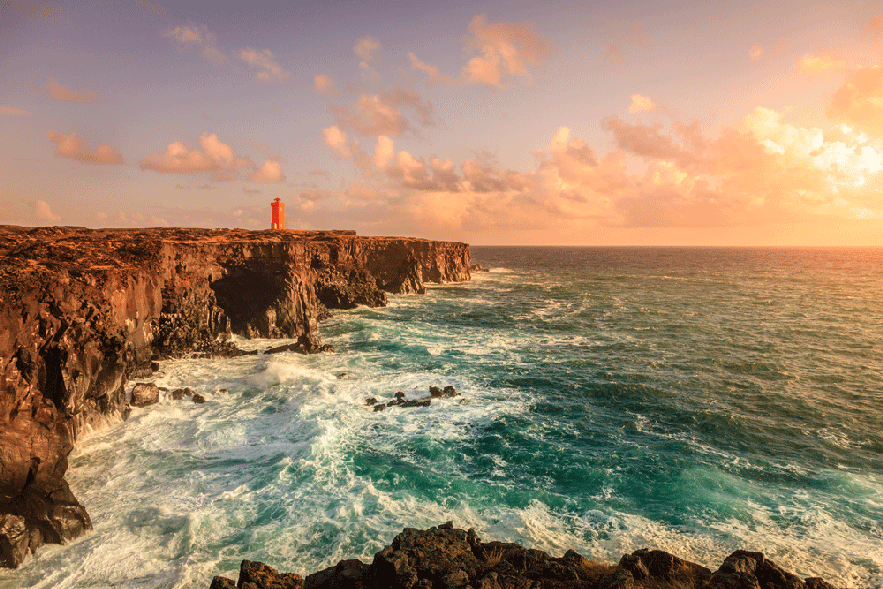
[
  {"xmin": 248, "ymin": 158, "xmax": 286, "ymax": 183},
  {"xmin": 163, "ymin": 24, "xmax": 227, "ymax": 65},
  {"xmin": 47, "ymin": 131, "xmax": 124, "ymax": 164},
  {"xmin": 408, "ymin": 53, "xmax": 455, "ymax": 85},
  {"xmin": 314, "ymin": 74, "xmax": 336, "ymax": 94},
  {"xmin": 331, "ymin": 87, "xmax": 433, "ymax": 136},
  {"xmin": 140, "ymin": 133, "xmax": 283, "ymax": 181},
  {"xmin": 866, "ymin": 14, "xmax": 883, "ymax": 42},
  {"xmin": 750, "ymin": 42, "xmax": 764, "ymax": 60},
  {"xmin": 0, "ymin": 105, "xmax": 30, "ymax": 115},
  {"xmin": 36, "ymin": 200, "xmax": 61, "ymax": 222},
  {"xmin": 604, "ymin": 20, "xmax": 647, "ymax": 66},
  {"xmin": 239, "ymin": 47, "xmax": 290, "ymax": 82},
  {"xmin": 355, "ymin": 36, "xmax": 382, "ymax": 70},
  {"xmin": 795, "ymin": 53, "xmax": 847, "ymax": 78},
  {"xmin": 322, "ymin": 126, "xmax": 351, "ymax": 157},
  {"xmin": 827, "ymin": 65, "xmax": 883, "ymax": 137},
  {"xmin": 628, "ymin": 94, "xmax": 657, "ymax": 113},
  {"xmin": 46, "ymin": 79, "xmax": 97, "ymax": 103},
  {"xmin": 461, "ymin": 14, "xmax": 554, "ymax": 87}
]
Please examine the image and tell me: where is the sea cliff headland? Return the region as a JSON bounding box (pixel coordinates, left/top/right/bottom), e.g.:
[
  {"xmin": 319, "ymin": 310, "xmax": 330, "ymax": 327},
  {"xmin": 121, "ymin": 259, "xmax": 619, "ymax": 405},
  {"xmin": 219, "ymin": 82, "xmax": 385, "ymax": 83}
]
[{"xmin": 0, "ymin": 226, "xmax": 470, "ymax": 567}]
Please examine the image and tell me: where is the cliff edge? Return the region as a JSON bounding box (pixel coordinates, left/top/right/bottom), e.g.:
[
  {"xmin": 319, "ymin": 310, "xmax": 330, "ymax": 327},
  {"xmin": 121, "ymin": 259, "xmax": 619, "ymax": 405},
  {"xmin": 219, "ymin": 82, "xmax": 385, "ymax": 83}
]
[{"xmin": 0, "ymin": 226, "xmax": 470, "ymax": 568}]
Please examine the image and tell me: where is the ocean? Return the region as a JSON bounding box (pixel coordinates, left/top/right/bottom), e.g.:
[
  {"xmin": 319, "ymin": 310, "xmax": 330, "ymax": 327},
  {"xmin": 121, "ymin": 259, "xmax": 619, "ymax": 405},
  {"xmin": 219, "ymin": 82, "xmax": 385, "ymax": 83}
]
[{"xmin": 2, "ymin": 246, "xmax": 881, "ymax": 589}]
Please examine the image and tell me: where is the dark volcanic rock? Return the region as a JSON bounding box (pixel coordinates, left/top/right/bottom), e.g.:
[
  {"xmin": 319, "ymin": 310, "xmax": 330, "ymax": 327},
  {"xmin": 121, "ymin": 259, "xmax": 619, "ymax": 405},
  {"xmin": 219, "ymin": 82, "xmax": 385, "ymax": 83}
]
[
  {"xmin": 130, "ymin": 382, "xmax": 160, "ymax": 407},
  {"xmin": 0, "ymin": 225, "xmax": 470, "ymax": 567},
  {"xmin": 210, "ymin": 525, "xmax": 843, "ymax": 589}
]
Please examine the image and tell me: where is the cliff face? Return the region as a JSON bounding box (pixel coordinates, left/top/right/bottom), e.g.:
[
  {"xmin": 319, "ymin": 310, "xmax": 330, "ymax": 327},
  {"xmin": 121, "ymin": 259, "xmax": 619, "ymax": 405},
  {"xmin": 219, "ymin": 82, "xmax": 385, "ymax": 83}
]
[{"xmin": 0, "ymin": 226, "xmax": 470, "ymax": 568}]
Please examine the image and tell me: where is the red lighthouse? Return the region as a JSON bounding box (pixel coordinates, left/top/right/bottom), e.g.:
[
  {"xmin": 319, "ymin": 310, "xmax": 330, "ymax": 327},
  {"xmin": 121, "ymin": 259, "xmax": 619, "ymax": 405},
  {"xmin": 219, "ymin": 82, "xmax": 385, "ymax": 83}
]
[{"xmin": 271, "ymin": 197, "xmax": 285, "ymax": 229}]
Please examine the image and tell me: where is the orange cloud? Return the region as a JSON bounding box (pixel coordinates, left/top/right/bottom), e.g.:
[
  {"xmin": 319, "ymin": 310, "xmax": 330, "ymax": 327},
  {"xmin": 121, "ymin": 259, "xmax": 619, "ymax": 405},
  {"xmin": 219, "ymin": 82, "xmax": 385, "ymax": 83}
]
[
  {"xmin": 163, "ymin": 24, "xmax": 227, "ymax": 65},
  {"xmin": 462, "ymin": 14, "xmax": 555, "ymax": 87},
  {"xmin": 604, "ymin": 20, "xmax": 647, "ymax": 67},
  {"xmin": 248, "ymin": 158, "xmax": 286, "ymax": 183},
  {"xmin": 36, "ymin": 200, "xmax": 61, "ymax": 222},
  {"xmin": 408, "ymin": 53, "xmax": 455, "ymax": 85},
  {"xmin": 355, "ymin": 36, "xmax": 381, "ymax": 70},
  {"xmin": 47, "ymin": 131, "xmax": 123, "ymax": 164},
  {"xmin": 322, "ymin": 126, "xmax": 350, "ymax": 157},
  {"xmin": 0, "ymin": 105, "xmax": 30, "ymax": 115},
  {"xmin": 750, "ymin": 42, "xmax": 764, "ymax": 60},
  {"xmin": 46, "ymin": 79, "xmax": 97, "ymax": 103},
  {"xmin": 827, "ymin": 66, "xmax": 883, "ymax": 137},
  {"xmin": 314, "ymin": 74, "xmax": 336, "ymax": 94},
  {"xmin": 331, "ymin": 87, "xmax": 432, "ymax": 136},
  {"xmin": 628, "ymin": 94, "xmax": 657, "ymax": 113},
  {"xmin": 795, "ymin": 53, "xmax": 847, "ymax": 78},
  {"xmin": 239, "ymin": 47, "xmax": 289, "ymax": 82},
  {"xmin": 140, "ymin": 133, "xmax": 284, "ymax": 182}
]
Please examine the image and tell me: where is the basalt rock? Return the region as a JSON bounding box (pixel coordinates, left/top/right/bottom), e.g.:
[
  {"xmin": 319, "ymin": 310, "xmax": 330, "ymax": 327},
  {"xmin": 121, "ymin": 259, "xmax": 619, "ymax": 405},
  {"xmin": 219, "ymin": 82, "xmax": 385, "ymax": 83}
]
[
  {"xmin": 130, "ymin": 382, "xmax": 160, "ymax": 407},
  {"xmin": 210, "ymin": 524, "xmax": 842, "ymax": 589},
  {"xmin": 0, "ymin": 225, "xmax": 470, "ymax": 567}
]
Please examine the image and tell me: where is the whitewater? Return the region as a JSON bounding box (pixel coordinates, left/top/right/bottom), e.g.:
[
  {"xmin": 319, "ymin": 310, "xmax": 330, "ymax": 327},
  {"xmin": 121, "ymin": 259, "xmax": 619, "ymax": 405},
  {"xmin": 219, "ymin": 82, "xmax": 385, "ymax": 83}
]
[{"xmin": 1, "ymin": 246, "xmax": 880, "ymax": 589}]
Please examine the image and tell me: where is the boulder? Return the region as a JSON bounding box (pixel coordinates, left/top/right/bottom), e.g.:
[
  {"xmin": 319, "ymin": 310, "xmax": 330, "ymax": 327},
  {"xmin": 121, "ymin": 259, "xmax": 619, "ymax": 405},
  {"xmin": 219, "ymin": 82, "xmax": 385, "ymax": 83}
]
[{"xmin": 130, "ymin": 383, "xmax": 160, "ymax": 408}]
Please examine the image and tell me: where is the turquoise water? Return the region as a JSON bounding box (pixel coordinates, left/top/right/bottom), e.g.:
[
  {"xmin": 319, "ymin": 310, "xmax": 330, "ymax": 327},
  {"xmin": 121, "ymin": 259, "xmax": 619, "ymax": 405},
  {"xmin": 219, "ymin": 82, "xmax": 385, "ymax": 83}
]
[{"xmin": 2, "ymin": 247, "xmax": 881, "ymax": 589}]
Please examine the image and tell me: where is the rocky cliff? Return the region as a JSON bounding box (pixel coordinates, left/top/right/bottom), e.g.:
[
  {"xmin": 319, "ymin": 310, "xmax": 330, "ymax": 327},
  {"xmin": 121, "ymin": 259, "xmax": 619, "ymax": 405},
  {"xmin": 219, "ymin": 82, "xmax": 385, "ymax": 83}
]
[
  {"xmin": 0, "ymin": 226, "xmax": 470, "ymax": 568},
  {"xmin": 208, "ymin": 523, "xmax": 841, "ymax": 589}
]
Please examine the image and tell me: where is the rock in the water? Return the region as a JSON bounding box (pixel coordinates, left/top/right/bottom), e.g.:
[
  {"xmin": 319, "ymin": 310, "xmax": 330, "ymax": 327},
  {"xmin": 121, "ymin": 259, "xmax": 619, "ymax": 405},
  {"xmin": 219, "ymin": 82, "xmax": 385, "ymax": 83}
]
[
  {"xmin": 171, "ymin": 387, "xmax": 194, "ymax": 400},
  {"xmin": 130, "ymin": 383, "xmax": 160, "ymax": 408},
  {"xmin": 192, "ymin": 393, "xmax": 206, "ymax": 404},
  {"xmin": 365, "ymin": 398, "xmax": 378, "ymax": 406}
]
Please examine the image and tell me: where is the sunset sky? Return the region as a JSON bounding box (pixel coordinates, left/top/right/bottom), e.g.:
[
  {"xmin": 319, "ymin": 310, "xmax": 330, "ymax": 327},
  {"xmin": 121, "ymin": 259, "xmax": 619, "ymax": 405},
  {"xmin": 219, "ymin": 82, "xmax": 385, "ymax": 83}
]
[{"xmin": 2, "ymin": 0, "xmax": 883, "ymax": 245}]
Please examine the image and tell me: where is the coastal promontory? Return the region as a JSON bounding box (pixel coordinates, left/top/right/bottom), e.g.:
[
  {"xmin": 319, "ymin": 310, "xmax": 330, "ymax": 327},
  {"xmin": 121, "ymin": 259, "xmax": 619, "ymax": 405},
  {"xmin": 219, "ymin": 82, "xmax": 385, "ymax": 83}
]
[{"xmin": 0, "ymin": 226, "xmax": 470, "ymax": 568}]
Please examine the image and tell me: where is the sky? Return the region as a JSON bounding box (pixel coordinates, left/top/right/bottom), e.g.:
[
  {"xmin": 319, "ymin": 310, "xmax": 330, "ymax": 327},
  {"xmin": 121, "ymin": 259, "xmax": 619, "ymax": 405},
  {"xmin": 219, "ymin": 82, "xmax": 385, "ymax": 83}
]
[{"xmin": 2, "ymin": 0, "xmax": 883, "ymax": 245}]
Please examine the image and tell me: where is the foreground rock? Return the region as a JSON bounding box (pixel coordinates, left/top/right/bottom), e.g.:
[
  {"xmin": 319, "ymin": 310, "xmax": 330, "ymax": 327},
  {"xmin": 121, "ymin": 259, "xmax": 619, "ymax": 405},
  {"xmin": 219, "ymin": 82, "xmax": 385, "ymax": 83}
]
[
  {"xmin": 209, "ymin": 523, "xmax": 841, "ymax": 589},
  {"xmin": 0, "ymin": 226, "xmax": 470, "ymax": 567}
]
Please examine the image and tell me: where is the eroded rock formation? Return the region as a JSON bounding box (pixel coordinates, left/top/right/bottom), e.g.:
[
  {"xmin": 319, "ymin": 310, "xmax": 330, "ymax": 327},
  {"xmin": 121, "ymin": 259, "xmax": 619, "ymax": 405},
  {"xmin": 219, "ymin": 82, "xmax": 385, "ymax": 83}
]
[
  {"xmin": 209, "ymin": 523, "xmax": 841, "ymax": 589},
  {"xmin": 0, "ymin": 226, "xmax": 470, "ymax": 567}
]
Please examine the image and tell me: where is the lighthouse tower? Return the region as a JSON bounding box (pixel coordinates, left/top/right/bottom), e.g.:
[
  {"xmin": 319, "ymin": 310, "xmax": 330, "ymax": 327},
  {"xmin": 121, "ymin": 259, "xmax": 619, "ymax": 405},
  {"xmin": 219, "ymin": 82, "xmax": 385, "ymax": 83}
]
[{"xmin": 271, "ymin": 197, "xmax": 285, "ymax": 229}]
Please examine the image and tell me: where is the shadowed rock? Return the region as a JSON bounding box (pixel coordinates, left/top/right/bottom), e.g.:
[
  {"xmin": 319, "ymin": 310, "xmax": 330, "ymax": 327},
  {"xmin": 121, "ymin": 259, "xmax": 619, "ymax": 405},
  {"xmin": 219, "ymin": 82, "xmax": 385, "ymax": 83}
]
[
  {"xmin": 130, "ymin": 383, "xmax": 160, "ymax": 408},
  {"xmin": 208, "ymin": 524, "xmax": 843, "ymax": 589}
]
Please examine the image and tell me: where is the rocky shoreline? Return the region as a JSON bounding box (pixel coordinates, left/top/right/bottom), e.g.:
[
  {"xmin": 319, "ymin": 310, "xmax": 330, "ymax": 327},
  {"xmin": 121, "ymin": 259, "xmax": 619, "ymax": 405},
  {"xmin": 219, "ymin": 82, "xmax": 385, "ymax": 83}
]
[
  {"xmin": 208, "ymin": 523, "xmax": 840, "ymax": 589},
  {"xmin": 0, "ymin": 226, "xmax": 470, "ymax": 568}
]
